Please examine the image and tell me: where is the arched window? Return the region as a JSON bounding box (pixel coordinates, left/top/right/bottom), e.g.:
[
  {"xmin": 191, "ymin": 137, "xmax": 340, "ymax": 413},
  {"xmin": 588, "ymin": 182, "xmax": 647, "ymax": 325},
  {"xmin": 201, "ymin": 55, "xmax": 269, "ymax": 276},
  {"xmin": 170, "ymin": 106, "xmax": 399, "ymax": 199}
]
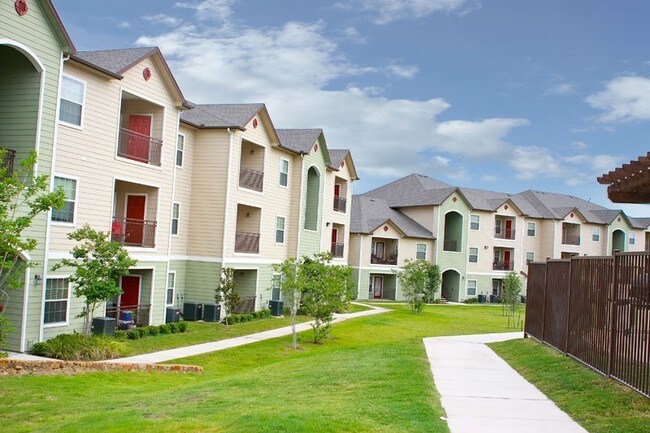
[{"xmin": 304, "ymin": 167, "xmax": 320, "ymax": 230}]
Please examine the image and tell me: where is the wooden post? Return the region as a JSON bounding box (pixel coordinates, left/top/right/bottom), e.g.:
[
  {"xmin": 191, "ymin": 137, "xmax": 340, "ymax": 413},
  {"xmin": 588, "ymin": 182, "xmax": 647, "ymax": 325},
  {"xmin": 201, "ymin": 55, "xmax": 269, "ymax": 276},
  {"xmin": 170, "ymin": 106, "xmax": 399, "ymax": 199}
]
[{"xmin": 607, "ymin": 251, "xmax": 619, "ymax": 377}]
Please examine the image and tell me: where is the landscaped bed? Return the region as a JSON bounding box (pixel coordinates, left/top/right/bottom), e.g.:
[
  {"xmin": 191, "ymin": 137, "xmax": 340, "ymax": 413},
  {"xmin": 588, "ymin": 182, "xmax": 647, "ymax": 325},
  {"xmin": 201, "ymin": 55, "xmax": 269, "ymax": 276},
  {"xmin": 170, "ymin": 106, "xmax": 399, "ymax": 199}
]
[{"xmin": 2, "ymin": 305, "xmax": 511, "ymax": 432}]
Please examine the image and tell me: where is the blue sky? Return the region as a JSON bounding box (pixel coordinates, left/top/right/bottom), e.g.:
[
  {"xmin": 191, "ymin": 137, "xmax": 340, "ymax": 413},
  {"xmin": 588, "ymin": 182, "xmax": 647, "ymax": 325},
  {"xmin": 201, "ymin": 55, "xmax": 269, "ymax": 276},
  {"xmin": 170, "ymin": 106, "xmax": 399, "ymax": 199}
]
[{"xmin": 52, "ymin": 0, "xmax": 650, "ymax": 216}]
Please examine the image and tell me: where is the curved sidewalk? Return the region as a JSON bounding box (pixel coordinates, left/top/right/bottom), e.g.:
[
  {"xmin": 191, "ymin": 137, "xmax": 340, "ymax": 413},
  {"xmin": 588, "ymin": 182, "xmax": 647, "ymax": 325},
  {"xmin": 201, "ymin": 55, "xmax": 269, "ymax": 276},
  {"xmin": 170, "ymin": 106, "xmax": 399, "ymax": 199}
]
[{"xmin": 423, "ymin": 333, "xmax": 588, "ymax": 433}]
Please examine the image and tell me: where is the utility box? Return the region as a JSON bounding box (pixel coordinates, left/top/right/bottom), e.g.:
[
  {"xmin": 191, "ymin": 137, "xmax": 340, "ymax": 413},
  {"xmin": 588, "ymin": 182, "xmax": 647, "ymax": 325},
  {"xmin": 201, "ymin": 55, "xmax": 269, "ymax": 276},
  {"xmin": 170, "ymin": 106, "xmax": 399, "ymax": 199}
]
[
  {"xmin": 91, "ymin": 317, "xmax": 116, "ymax": 335},
  {"xmin": 183, "ymin": 302, "xmax": 203, "ymax": 321},
  {"xmin": 166, "ymin": 307, "xmax": 180, "ymax": 323},
  {"xmin": 203, "ymin": 304, "xmax": 221, "ymax": 322},
  {"xmin": 269, "ymin": 300, "xmax": 284, "ymax": 317}
]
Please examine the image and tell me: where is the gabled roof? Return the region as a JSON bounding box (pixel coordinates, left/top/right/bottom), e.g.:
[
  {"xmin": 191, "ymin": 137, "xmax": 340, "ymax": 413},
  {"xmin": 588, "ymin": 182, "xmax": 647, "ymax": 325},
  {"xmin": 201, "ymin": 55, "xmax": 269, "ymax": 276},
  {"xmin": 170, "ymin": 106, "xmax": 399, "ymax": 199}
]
[
  {"xmin": 328, "ymin": 149, "xmax": 360, "ymax": 180},
  {"xmin": 180, "ymin": 103, "xmax": 265, "ymax": 129},
  {"xmin": 630, "ymin": 217, "xmax": 650, "ymax": 229},
  {"xmin": 364, "ymin": 174, "xmax": 455, "ymax": 207},
  {"xmin": 43, "ymin": 0, "xmax": 76, "ymax": 54},
  {"xmin": 71, "ymin": 47, "xmax": 190, "ymax": 108},
  {"xmin": 276, "ymin": 129, "xmax": 322, "ymax": 154},
  {"xmin": 351, "ymin": 195, "xmax": 434, "ymax": 239}
]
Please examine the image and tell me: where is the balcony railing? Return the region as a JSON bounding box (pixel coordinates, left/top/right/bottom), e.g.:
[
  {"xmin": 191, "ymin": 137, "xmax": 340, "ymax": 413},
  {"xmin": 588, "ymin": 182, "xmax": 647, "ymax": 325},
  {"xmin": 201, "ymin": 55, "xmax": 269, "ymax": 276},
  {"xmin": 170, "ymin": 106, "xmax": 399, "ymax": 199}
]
[
  {"xmin": 443, "ymin": 240, "xmax": 460, "ymax": 252},
  {"xmin": 494, "ymin": 228, "xmax": 516, "ymax": 240},
  {"xmin": 333, "ymin": 195, "xmax": 347, "ymax": 213},
  {"xmin": 239, "ymin": 166, "xmax": 264, "ymax": 192},
  {"xmin": 371, "ymin": 253, "xmax": 397, "ymax": 265},
  {"xmin": 111, "ymin": 217, "xmax": 157, "ymax": 248},
  {"xmin": 117, "ymin": 128, "xmax": 163, "ymax": 166},
  {"xmin": 105, "ymin": 303, "xmax": 151, "ymax": 328},
  {"xmin": 331, "ymin": 242, "xmax": 344, "ymax": 258},
  {"xmin": 1, "ymin": 148, "xmax": 15, "ymax": 177},
  {"xmin": 233, "ymin": 296, "xmax": 256, "ymax": 314},
  {"xmin": 562, "ymin": 234, "xmax": 581, "ymax": 245},
  {"xmin": 493, "ymin": 260, "xmax": 514, "ymax": 271},
  {"xmin": 235, "ymin": 231, "xmax": 260, "ymax": 253}
]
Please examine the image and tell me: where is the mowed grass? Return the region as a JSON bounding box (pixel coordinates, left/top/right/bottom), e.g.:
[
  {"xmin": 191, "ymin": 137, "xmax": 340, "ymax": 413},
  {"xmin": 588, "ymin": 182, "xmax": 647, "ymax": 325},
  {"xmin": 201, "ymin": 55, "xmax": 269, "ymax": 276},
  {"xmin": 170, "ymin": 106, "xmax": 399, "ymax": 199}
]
[
  {"xmin": 1, "ymin": 305, "xmax": 511, "ymax": 432},
  {"xmin": 490, "ymin": 338, "xmax": 650, "ymax": 433}
]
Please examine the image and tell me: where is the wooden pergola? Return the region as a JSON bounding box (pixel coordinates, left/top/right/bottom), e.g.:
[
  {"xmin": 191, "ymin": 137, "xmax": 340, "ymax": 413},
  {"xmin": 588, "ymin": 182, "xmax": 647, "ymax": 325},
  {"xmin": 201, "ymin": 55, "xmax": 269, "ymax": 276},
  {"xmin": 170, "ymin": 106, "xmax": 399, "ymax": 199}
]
[{"xmin": 598, "ymin": 152, "xmax": 650, "ymax": 203}]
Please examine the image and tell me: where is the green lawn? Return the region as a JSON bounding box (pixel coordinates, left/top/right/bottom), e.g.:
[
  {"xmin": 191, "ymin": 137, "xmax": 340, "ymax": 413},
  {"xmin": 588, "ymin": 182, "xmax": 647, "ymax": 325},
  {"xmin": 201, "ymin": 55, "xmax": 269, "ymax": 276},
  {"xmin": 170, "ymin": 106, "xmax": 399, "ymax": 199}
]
[
  {"xmin": 1, "ymin": 305, "xmax": 512, "ymax": 432},
  {"xmin": 490, "ymin": 338, "xmax": 650, "ymax": 433}
]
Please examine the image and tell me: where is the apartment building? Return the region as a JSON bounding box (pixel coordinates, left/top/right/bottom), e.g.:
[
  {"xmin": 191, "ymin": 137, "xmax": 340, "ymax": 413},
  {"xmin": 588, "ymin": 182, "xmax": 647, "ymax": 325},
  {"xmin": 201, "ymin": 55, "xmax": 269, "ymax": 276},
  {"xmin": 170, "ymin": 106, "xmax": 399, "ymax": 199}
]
[{"xmin": 351, "ymin": 174, "xmax": 650, "ymax": 302}]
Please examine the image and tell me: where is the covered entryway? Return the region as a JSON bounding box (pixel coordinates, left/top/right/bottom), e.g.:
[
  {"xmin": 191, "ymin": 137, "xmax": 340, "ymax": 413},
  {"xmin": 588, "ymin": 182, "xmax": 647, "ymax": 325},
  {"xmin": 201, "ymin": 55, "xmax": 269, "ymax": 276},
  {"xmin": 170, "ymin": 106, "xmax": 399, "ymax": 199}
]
[
  {"xmin": 369, "ymin": 273, "xmax": 397, "ymax": 300},
  {"xmin": 441, "ymin": 269, "xmax": 461, "ymax": 302},
  {"xmin": 120, "ymin": 275, "xmax": 141, "ymax": 309},
  {"xmin": 612, "ymin": 229, "xmax": 626, "ymax": 254},
  {"xmin": 233, "ymin": 269, "xmax": 258, "ymax": 313}
]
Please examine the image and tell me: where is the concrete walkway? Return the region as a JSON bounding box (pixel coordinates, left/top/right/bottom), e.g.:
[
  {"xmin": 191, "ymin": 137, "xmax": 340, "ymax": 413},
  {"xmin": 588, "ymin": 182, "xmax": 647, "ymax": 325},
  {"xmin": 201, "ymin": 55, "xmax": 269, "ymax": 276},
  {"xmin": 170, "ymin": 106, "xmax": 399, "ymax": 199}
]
[
  {"xmin": 423, "ymin": 333, "xmax": 588, "ymax": 433},
  {"xmin": 108, "ymin": 303, "xmax": 390, "ymax": 364}
]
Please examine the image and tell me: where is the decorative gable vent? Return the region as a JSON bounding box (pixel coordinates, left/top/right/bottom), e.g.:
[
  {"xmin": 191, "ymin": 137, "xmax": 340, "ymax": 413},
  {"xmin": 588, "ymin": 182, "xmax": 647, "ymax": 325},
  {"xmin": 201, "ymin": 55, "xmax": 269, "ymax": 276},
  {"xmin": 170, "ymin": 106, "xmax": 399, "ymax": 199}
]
[
  {"xmin": 15, "ymin": 0, "xmax": 28, "ymax": 16},
  {"xmin": 143, "ymin": 67, "xmax": 152, "ymax": 81}
]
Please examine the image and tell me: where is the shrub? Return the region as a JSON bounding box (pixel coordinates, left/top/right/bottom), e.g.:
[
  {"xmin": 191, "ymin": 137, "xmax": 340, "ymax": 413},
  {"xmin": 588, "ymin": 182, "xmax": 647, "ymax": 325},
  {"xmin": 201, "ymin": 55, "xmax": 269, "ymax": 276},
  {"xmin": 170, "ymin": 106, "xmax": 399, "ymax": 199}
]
[
  {"xmin": 147, "ymin": 325, "xmax": 160, "ymax": 336},
  {"xmin": 177, "ymin": 321, "xmax": 187, "ymax": 333},
  {"xmin": 137, "ymin": 327, "xmax": 148, "ymax": 338},
  {"xmin": 113, "ymin": 330, "xmax": 127, "ymax": 340},
  {"xmin": 169, "ymin": 322, "xmax": 179, "ymax": 333},
  {"xmin": 159, "ymin": 324, "xmax": 171, "ymax": 334},
  {"xmin": 127, "ymin": 329, "xmax": 141, "ymax": 340},
  {"xmin": 260, "ymin": 309, "xmax": 271, "ymax": 318},
  {"xmin": 282, "ymin": 306, "xmax": 291, "ymax": 316},
  {"xmin": 30, "ymin": 333, "xmax": 122, "ymax": 360},
  {"xmin": 464, "ymin": 298, "xmax": 478, "ymax": 304}
]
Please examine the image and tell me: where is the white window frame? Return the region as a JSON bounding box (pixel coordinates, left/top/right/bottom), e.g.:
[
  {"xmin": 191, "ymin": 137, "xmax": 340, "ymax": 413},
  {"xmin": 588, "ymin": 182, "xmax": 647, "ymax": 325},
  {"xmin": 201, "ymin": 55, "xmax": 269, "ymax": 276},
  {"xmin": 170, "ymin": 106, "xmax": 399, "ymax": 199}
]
[
  {"xmin": 176, "ymin": 134, "xmax": 185, "ymax": 168},
  {"xmin": 416, "ymin": 243, "xmax": 427, "ymax": 260},
  {"xmin": 51, "ymin": 175, "xmax": 78, "ymax": 225},
  {"xmin": 466, "ymin": 280, "xmax": 477, "ymax": 296},
  {"xmin": 592, "ymin": 228, "xmax": 600, "ymax": 242},
  {"xmin": 275, "ymin": 216, "xmax": 286, "ymax": 245},
  {"xmin": 527, "ymin": 222, "xmax": 536, "ymax": 237},
  {"xmin": 470, "ymin": 214, "xmax": 480, "ymax": 231},
  {"xmin": 468, "ymin": 247, "xmax": 478, "ymax": 263},
  {"xmin": 526, "ymin": 252, "xmax": 535, "ymax": 263},
  {"xmin": 171, "ymin": 202, "xmax": 180, "ymax": 236},
  {"xmin": 271, "ymin": 273, "xmax": 282, "ymax": 301},
  {"xmin": 59, "ymin": 74, "xmax": 86, "ymax": 128},
  {"xmin": 43, "ymin": 277, "xmax": 70, "ymax": 327},
  {"xmin": 630, "ymin": 232, "xmax": 636, "ymax": 245},
  {"xmin": 279, "ymin": 158, "xmax": 289, "ymax": 187},
  {"xmin": 166, "ymin": 272, "xmax": 176, "ymax": 306}
]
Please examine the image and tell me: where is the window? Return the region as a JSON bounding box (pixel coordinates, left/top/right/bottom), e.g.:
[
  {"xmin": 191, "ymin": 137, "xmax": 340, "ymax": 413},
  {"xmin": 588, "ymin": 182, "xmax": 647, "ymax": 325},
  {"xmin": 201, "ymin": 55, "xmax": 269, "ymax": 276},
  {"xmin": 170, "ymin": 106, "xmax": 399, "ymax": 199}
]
[
  {"xmin": 44, "ymin": 278, "xmax": 69, "ymax": 324},
  {"xmin": 166, "ymin": 272, "xmax": 175, "ymax": 306},
  {"xmin": 276, "ymin": 216, "xmax": 285, "ymax": 244},
  {"xmin": 469, "ymin": 247, "xmax": 478, "ymax": 263},
  {"xmin": 171, "ymin": 203, "xmax": 180, "ymax": 235},
  {"xmin": 467, "ymin": 280, "xmax": 477, "ymax": 296},
  {"xmin": 630, "ymin": 232, "xmax": 636, "ymax": 245},
  {"xmin": 176, "ymin": 134, "xmax": 185, "ymax": 167},
  {"xmin": 592, "ymin": 228, "xmax": 600, "ymax": 242},
  {"xmin": 51, "ymin": 176, "xmax": 77, "ymax": 223},
  {"xmin": 527, "ymin": 222, "xmax": 536, "ymax": 237},
  {"xmin": 271, "ymin": 274, "xmax": 282, "ymax": 301},
  {"xmin": 416, "ymin": 243, "xmax": 427, "ymax": 260},
  {"xmin": 470, "ymin": 214, "xmax": 480, "ymax": 230},
  {"xmin": 279, "ymin": 158, "xmax": 289, "ymax": 187},
  {"xmin": 59, "ymin": 75, "xmax": 85, "ymax": 126},
  {"xmin": 526, "ymin": 252, "xmax": 535, "ymax": 263}
]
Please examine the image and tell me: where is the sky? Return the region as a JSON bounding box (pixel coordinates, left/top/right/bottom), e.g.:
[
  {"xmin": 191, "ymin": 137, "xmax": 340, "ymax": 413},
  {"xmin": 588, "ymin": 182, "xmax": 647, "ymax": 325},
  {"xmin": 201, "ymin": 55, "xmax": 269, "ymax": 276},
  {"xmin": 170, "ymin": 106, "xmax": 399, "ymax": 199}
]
[{"xmin": 51, "ymin": 0, "xmax": 650, "ymax": 216}]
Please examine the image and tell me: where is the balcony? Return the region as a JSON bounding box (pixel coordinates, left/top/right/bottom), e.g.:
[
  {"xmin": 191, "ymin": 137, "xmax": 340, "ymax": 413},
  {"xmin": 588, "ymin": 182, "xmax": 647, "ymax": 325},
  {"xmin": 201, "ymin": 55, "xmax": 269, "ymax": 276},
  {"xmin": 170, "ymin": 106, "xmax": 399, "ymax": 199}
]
[
  {"xmin": 117, "ymin": 128, "xmax": 162, "ymax": 166},
  {"xmin": 111, "ymin": 217, "xmax": 157, "ymax": 248},
  {"xmin": 494, "ymin": 228, "xmax": 516, "ymax": 240},
  {"xmin": 493, "ymin": 261, "xmax": 514, "ymax": 271},
  {"xmin": 333, "ymin": 195, "xmax": 347, "ymax": 213},
  {"xmin": 562, "ymin": 234, "xmax": 580, "ymax": 245},
  {"xmin": 1, "ymin": 148, "xmax": 15, "ymax": 176},
  {"xmin": 331, "ymin": 242, "xmax": 344, "ymax": 258},
  {"xmin": 443, "ymin": 240, "xmax": 458, "ymax": 251},
  {"xmin": 239, "ymin": 166, "xmax": 264, "ymax": 192},
  {"xmin": 371, "ymin": 253, "xmax": 397, "ymax": 265},
  {"xmin": 235, "ymin": 231, "xmax": 260, "ymax": 254},
  {"xmin": 105, "ymin": 303, "xmax": 151, "ymax": 327}
]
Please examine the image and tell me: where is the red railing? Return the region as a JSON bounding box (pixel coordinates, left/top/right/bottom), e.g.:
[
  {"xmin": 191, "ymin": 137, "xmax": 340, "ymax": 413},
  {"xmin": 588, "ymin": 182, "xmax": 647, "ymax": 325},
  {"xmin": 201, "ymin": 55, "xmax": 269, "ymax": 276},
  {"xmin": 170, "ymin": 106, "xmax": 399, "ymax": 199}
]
[
  {"xmin": 117, "ymin": 128, "xmax": 162, "ymax": 166},
  {"xmin": 105, "ymin": 303, "xmax": 151, "ymax": 328}
]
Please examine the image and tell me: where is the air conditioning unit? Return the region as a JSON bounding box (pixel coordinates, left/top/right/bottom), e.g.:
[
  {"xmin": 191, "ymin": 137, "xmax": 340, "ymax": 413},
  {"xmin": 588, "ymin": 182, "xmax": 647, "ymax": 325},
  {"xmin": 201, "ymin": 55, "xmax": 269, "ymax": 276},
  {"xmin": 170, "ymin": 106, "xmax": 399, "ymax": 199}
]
[
  {"xmin": 91, "ymin": 317, "xmax": 116, "ymax": 335},
  {"xmin": 166, "ymin": 307, "xmax": 180, "ymax": 323},
  {"xmin": 183, "ymin": 302, "xmax": 203, "ymax": 321},
  {"xmin": 203, "ymin": 304, "xmax": 221, "ymax": 322}
]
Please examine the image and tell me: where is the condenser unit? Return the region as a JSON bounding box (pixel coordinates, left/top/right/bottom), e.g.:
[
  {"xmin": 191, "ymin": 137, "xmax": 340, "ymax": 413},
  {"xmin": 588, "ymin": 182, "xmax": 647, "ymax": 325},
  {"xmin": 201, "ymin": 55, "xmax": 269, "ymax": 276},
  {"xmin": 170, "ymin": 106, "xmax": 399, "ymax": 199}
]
[
  {"xmin": 166, "ymin": 307, "xmax": 180, "ymax": 323},
  {"xmin": 203, "ymin": 304, "xmax": 221, "ymax": 322},
  {"xmin": 183, "ymin": 302, "xmax": 203, "ymax": 321},
  {"xmin": 91, "ymin": 317, "xmax": 116, "ymax": 335}
]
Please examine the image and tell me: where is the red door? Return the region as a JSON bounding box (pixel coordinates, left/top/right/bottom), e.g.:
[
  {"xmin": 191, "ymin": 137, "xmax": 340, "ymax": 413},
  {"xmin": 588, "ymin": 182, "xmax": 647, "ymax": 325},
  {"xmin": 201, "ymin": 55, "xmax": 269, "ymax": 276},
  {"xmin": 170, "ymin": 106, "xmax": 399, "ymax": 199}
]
[
  {"xmin": 505, "ymin": 219, "xmax": 513, "ymax": 239},
  {"xmin": 504, "ymin": 250, "xmax": 511, "ymax": 270},
  {"xmin": 120, "ymin": 275, "xmax": 140, "ymax": 308},
  {"xmin": 125, "ymin": 195, "xmax": 146, "ymax": 245},
  {"xmin": 128, "ymin": 115, "xmax": 151, "ymax": 162}
]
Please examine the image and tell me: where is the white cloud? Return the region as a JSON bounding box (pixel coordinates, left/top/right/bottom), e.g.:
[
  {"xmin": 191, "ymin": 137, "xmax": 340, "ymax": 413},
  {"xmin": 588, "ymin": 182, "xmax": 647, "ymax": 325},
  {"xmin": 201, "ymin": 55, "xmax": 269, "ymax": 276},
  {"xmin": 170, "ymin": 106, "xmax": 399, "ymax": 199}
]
[
  {"xmin": 117, "ymin": 21, "xmax": 131, "ymax": 29},
  {"xmin": 337, "ymin": 0, "xmax": 479, "ymax": 24},
  {"xmin": 570, "ymin": 140, "xmax": 588, "ymax": 150},
  {"xmin": 386, "ymin": 64, "xmax": 419, "ymax": 79},
  {"xmin": 174, "ymin": 0, "xmax": 235, "ymax": 22},
  {"xmin": 143, "ymin": 14, "xmax": 182, "ymax": 27},
  {"xmin": 546, "ymin": 82, "xmax": 574, "ymax": 96},
  {"xmin": 434, "ymin": 118, "xmax": 529, "ymax": 158},
  {"xmin": 586, "ymin": 76, "xmax": 650, "ymax": 122},
  {"xmin": 565, "ymin": 154, "xmax": 622, "ymax": 175},
  {"xmin": 509, "ymin": 146, "xmax": 565, "ymax": 179},
  {"xmin": 341, "ymin": 26, "xmax": 367, "ymax": 44}
]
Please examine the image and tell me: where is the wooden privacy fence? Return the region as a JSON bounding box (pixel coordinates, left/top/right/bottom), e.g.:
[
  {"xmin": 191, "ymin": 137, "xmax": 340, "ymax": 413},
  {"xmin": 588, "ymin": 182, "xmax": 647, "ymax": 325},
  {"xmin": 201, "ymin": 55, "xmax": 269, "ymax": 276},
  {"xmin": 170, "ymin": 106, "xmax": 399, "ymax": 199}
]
[{"xmin": 525, "ymin": 252, "xmax": 650, "ymax": 398}]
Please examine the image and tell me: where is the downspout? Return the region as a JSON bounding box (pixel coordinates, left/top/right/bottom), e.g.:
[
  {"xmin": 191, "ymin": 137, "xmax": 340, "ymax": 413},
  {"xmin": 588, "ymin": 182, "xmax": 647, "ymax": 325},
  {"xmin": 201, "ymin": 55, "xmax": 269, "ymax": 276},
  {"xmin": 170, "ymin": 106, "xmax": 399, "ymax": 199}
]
[
  {"xmin": 357, "ymin": 233, "xmax": 363, "ymax": 299},
  {"xmin": 295, "ymin": 154, "xmax": 305, "ymax": 259}
]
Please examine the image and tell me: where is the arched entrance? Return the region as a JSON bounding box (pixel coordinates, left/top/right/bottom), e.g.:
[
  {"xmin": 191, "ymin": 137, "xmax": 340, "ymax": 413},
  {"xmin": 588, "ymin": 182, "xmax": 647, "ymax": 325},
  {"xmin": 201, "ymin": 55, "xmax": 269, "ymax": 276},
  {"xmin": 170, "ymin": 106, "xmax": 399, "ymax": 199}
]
[
  {"xmin": 304, "ymin": 166, "xmax": 320, "ymax": 230},
  {"xmin": 441, "ymin": 269, "xmax": 461, "ymax": 302},
  {"xmin": 443, "ymin": 211, "xmax": 463, "ymax": 252},
  {"xmin": 612, "ymin": 229, "xmax": 626, "ymax": 254}
]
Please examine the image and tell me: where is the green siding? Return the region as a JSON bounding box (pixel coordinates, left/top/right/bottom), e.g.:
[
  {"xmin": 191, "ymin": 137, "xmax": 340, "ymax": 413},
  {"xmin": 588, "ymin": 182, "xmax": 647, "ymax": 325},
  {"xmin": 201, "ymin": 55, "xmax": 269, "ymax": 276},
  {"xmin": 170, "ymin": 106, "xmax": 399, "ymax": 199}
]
[
  {"xmin": 298, "ymin": 137, "xmax": 328, "ymax": 257},
  {"xmin": 437, "ymin": 196, "xmax": 470, "ymax": 283}
]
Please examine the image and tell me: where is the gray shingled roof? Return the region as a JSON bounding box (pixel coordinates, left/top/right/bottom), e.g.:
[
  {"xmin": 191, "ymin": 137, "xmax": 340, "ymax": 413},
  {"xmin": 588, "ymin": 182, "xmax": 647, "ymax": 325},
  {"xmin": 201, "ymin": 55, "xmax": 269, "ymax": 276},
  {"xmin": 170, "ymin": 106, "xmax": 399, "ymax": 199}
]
[
  {"xmin": 328, "ymin": 149, "xmax": 349, "ymax": 169},
  {"xmin": 180, "ymin": 104, "xmax": 265, "ymax": 129},
  {"xmin": 364, "ymin": 174, "xmax": 454, "ymax": 207},
  {"xmin": 276, "ymin": 129, "xmax": 322, "ymax": 154},
  {"xmin": 74, "ymin": 47, "xmax": 158, "ymax": 76},
  {"xmin": 351, "ymin": 195, "xmax": 435, "ymax": 239},
  {"xmin": 630, "ymin": 217, "xmax": 650, "ymax": 229}
]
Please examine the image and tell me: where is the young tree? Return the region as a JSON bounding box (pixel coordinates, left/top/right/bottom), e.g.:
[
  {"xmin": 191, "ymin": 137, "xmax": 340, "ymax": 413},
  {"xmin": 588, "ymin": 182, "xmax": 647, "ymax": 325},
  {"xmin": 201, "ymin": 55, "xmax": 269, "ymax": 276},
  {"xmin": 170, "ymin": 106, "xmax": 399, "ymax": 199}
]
[
  {"xmin": 0, "ymin": 150, "xmax": 64, "ymax": 349},
  {"xmin": 503, "ymin": 271, "xmax": 523, "ymax": 328},
  {"xmin": 396, "ymin": 259, "xmax": 441, "ymax": 314},
  {"xmin": 215, "ymin": 267, "xmax": 240, "ymax": 329},
  {"xmin": 299, "ymin": 252, "xmax": 354, "ymax": 344},
  {"xmin": 273, "ymin": 258, "xmax": 302, "ymax": 349},
  {"xmin": 52, "ymin": 225, "xmax": 137, "ymax": 336}
]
